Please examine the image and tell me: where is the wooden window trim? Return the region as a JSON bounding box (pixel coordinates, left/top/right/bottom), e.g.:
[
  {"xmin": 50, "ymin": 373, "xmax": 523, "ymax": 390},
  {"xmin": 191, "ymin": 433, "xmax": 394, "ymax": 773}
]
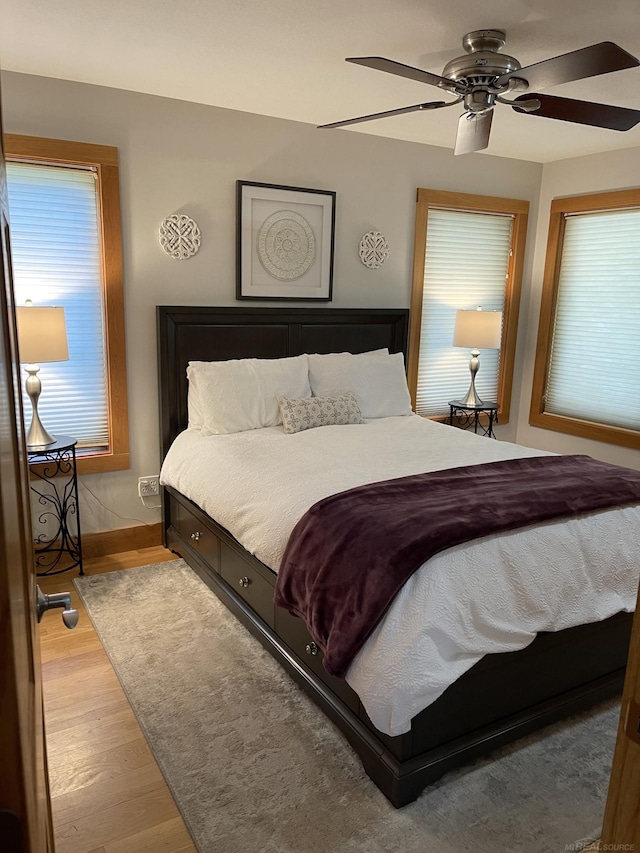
[
  {"xmin": 4, "ymin": 134, "xmax": 130, "ymax": 474},
  {"xmin": 408, "ymin": 189, "xmax": 529, "ymax": 425},
  {"xmin": 529, "ymin": 187, "xmax": 640, "ymax": 450}
]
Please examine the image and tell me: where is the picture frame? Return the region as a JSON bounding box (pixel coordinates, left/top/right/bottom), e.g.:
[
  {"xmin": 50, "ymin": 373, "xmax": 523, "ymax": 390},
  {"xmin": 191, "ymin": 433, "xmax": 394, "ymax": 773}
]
[{"xmin": 236, "ymin": 180, "xmax": 336, "ymax": 301}]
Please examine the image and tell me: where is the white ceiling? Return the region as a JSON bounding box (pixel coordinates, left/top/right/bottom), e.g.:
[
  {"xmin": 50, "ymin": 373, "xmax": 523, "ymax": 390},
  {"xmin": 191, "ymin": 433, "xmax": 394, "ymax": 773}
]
[{"xmin": 2, "ymin": 0, "xmax": 640, "ymax": 163}]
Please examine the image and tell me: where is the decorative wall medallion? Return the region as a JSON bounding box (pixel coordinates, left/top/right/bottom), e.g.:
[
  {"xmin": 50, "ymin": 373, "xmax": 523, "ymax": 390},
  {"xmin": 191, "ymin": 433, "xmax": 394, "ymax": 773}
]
[
  {"xmin": 359, "ymin": 230, "xmax": 390, "ymax": 269},
  {"xmin": 159, "ymin": 214, "xmax": 201, "ymax": 259},
  {"xmin": 257, "ymin": 210, "xmax": 316, "ymax": 281}
]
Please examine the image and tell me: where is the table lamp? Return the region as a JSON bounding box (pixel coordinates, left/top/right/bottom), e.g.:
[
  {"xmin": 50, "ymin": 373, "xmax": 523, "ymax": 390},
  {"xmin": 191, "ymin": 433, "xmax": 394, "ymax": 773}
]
[
  {"xmin": 453, "ymin": 307, "xmax": 502, "ymax": 406},
  {"xmin": 16, "ymin": 300, "xmax": 69, "ymax": 447}
]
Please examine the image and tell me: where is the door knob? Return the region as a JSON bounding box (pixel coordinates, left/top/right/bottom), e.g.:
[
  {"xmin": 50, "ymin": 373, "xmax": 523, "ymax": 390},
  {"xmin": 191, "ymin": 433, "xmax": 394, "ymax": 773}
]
[{"xmin": 36, "ymin": 586, "xmax": 79, "ymax": 629}]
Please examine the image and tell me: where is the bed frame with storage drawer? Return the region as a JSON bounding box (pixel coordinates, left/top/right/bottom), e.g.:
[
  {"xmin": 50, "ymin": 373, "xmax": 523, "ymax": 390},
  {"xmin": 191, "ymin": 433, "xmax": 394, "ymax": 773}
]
[{"xmin": 158, "ymin": 305, "xmax": 632, "ymax": 808}]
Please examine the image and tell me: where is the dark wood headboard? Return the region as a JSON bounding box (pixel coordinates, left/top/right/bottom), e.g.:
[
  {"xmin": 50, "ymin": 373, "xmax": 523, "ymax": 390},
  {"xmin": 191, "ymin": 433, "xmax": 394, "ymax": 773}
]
[{"xmin": 157, "ymin": 306, "xmax": 409, "ymax": 459}]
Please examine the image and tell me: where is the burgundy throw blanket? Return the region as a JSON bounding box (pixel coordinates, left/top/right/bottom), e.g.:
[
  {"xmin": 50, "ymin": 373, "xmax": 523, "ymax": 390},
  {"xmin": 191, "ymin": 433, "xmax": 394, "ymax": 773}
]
[{"xmin": 274, "ymin": 454, "xmax": 640, "ymax": 678}]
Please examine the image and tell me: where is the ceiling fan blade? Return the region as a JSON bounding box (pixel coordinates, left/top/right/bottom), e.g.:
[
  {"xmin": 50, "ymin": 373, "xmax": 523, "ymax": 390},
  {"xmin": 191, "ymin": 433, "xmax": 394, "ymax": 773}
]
[
  {"xmin": 346, "ymin": 56, "xmax": 466, "ymax": 93},
  {"xmin": 318, "ymin": 100, "xmax": 451, "ymax": 129},
  {"xmin": 454, "ymin": 110, "xmax": 493, "ymax": 156},
  {"xmin": 513, "ymin": 93, "xmax": 640, "ymax": 131},
  {"xmin": 497, "ymin": 42, "xmax": 639, "ymax": 91}
]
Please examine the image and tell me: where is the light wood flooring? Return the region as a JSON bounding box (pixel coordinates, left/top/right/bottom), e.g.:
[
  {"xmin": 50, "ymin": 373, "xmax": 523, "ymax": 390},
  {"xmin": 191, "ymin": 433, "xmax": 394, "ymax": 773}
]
[{"xmin": 39, "ymin": 546, "xmax": 197, "ymax": 853}]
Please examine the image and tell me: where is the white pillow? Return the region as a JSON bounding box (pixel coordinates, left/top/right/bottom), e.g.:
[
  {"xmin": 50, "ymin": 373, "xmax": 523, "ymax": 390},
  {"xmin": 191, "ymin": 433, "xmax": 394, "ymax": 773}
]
[
  {"xmin": 187, "ymin": 349, "xmax": 386, "ymax": 431},
  {"xmin": 187, "ymin": 380, "xmax": 206, "ymax": 432},
  {"xmin": 188, "ymin": 355, "xmax": 311, "ymax": 435},
  {"xmin": 308, "ymin": 351, "xmax": 413, "ymax": 419}
]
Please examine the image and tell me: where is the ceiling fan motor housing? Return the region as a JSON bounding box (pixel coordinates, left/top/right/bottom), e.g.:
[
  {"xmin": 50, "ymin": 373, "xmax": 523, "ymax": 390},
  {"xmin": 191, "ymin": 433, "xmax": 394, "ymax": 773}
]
[{"xmin": 443, "ymin": 29, "xmax": 522, "ymax": 90}]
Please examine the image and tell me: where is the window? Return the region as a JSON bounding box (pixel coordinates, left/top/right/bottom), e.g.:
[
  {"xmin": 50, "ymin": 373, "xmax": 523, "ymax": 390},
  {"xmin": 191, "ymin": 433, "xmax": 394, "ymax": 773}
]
[
  {"xmin": 5, "ymin": 135, "xmax": 129, "ymax": 473},
  {"xmin": 408, "ymin": 189, "xmax": 529, "ymax": 421},
  {"xmin": 530, "ymin": 188, "xmax": 640, "ymax": 450}
]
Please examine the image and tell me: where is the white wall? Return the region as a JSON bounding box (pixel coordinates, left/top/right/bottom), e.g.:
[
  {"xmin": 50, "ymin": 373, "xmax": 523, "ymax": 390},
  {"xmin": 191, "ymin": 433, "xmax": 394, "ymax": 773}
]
[
  {"xmin": 1, "ymin": 72, "xmax": 547, "ymax": 532},
  {"xmin": 516, "ymin": 146, "xmax": 640, "ymax": 471}
]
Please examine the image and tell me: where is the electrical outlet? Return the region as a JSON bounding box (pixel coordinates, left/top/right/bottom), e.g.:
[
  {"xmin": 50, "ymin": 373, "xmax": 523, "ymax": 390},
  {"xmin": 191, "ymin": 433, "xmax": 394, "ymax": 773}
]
[{"xmin": 138, "ymin": 476, "xmax": 160, "ymax": 498}]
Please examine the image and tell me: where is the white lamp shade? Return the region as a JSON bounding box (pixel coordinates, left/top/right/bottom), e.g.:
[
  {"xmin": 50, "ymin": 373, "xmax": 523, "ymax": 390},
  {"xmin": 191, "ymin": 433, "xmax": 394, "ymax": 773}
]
[
  {"xmin": 453, "ymin": 309, "xmax": 502, "ymax": 349},
  {"xmin": 16, "ymin": 305, "xmax": 69, "ymax": 364}
]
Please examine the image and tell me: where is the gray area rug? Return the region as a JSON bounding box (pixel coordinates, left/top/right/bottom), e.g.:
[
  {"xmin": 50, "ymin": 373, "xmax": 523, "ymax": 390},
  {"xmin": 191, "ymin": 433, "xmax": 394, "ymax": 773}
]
[{"xmin": 75, "ymin": 560, "xmax": 614, "ymax": 853}]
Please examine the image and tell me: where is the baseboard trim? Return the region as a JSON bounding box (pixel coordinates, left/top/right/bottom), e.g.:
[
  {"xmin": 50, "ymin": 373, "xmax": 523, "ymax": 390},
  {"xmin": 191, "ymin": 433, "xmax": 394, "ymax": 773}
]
[{"xmin": 82, "ymin": 523, "xmax": 163, "ymax": 558}]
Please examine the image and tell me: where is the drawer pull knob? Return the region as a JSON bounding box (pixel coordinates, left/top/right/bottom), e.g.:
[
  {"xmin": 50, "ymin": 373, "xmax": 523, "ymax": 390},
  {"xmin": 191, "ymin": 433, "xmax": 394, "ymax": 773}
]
[
  {"xmin": 305, "ymin": 642, "xmax": 319, "ymax": 656},
  {"xmin": 239, "ymin": 576, "xmax": 251, "ymax": 588},
  {"xmin": 190, "ymin": 531, "xmax": 202, "ymax": 542}
]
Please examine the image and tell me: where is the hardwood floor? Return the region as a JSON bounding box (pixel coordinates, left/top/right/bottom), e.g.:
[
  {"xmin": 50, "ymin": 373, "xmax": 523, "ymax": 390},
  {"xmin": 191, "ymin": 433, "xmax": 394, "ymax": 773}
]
[{"xmin": 38, "ymin": 546, "xmax": 197, "ymax": 853}]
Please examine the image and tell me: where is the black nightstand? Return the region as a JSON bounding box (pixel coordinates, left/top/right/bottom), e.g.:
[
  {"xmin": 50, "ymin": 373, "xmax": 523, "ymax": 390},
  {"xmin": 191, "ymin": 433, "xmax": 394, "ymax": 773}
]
[
  {"xmin": 448, "ymin": 400, "xmax": 499, "ymax": 438},
  {"xmin": 27, "ymin": 435, "xmax": 84, "ymax": 576}
]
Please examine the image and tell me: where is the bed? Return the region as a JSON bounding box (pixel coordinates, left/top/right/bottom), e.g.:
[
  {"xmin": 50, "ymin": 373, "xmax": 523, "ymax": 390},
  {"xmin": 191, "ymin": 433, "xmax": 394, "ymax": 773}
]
[{"xmin": 157, "ymin": 305, "xmax": 637, "ymax": 807}]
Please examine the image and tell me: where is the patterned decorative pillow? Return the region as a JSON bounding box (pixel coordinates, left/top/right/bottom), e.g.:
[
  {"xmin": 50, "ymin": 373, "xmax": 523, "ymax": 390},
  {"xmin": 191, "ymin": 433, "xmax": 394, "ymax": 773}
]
[{"xmin": 277, "ymin": 393, "xmax": 364, "ymax": 434}]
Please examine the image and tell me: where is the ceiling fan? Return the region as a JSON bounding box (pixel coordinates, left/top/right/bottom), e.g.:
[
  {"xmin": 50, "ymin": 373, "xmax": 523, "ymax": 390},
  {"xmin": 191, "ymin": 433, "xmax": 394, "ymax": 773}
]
[{"xmin": 319, "ymin": 30, "xmax": 640, "ymax": 155}]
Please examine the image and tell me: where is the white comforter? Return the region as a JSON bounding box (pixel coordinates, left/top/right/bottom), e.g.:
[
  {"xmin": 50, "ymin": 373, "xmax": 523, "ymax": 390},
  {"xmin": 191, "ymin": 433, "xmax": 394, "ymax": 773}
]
[{"xmin": 160, "ymin": 415, "xmax": 640, "ymax": 736}]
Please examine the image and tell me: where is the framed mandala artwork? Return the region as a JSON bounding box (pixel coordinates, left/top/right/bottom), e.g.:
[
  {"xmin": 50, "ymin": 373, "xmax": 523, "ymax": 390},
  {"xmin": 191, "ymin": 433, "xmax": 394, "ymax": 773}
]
[{"xmin": 236, "ymin": 181, "xmax": 336, "ymax": 300}]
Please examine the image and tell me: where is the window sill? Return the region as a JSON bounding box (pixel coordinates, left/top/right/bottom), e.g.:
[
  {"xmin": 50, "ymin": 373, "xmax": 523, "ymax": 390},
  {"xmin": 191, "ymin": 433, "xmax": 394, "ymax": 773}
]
[
  {"xmin": 76, "ymin": 451, "xmax": 130, "ymax": 475},
  {"xmin": 529, "ymin": 411, "xmax": 640, "ymax": 450}
]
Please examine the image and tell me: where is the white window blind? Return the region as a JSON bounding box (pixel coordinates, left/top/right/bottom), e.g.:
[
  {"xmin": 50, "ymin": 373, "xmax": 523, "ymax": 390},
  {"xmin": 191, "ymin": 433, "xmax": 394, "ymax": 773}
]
[
  {"xmin": 545, "ymin": 208, "xmax": 640, "ymax": 432},
  {"xmin": 415, "ymin": 208, "xmax": 511, "ymax": 416},
  {"xmin": 7, "ymin": 162, "xmax": 109, "ymax": 450}
]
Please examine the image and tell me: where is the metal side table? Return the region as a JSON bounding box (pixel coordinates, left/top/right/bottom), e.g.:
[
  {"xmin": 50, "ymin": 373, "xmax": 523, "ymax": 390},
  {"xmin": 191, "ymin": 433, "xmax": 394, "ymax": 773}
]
[
  {"xmin": 27, "ymin": 435, "xmax": 84, "ymax": 576},
  {"xmin": 448, "ymin": 400, "xmax": 499, "ymax": 438}
]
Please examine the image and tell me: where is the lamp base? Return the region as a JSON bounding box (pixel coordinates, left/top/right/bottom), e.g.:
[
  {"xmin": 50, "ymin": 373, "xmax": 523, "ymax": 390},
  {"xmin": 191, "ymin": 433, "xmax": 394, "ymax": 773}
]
[
  {"xmin": 460, "ymin": 348, "xmax": 484, "ymax": 407},
  {"xmin": 26, "ymin": 417, "xmax": 55, "ymax": 448},
  {"xmin": 25, "ymin": 365, "xmax": 55, "ymax": 448},
  {"xmin": 459, "ymin": 383, "xmax": 484, "ymax": 407}
]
